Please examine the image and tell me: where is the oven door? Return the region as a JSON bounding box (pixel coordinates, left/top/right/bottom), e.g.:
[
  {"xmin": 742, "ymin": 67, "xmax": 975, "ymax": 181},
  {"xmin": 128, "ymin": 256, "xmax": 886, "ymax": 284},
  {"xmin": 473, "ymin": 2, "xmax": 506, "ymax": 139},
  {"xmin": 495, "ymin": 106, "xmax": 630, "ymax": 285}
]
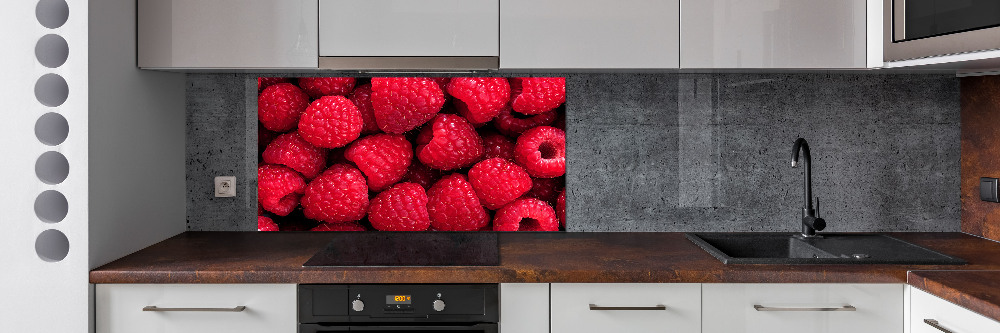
[
  {"xmin": 300, "ymin": 323, "xmax": 498, "ymax": 333},
  {"xmin": 885, "ymin": 0, "xmax": 1000, "ymax": 61}
]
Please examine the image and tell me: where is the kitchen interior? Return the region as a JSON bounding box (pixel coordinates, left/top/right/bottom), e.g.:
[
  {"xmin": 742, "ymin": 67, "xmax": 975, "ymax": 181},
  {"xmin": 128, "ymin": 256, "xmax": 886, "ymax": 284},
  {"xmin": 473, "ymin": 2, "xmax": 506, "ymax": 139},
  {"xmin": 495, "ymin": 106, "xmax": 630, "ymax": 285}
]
[{"xmin": 6, "ymin": 0, "xmax": 1000, "ymax": 332}]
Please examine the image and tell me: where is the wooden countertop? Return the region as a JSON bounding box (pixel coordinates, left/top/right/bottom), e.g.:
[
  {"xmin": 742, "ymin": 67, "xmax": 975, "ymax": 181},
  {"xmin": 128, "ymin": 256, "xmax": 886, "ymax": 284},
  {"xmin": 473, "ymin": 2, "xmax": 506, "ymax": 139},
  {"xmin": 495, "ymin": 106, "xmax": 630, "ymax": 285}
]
[
  {"xmin": 908, "ymin": 270, "xmax": 1000, "ymax": 323},
  {"xmin": 91, "ymin": 231, "xmax": 1000, "ymax": 284},
  {"xmin": 91, "ymin": 232, "xmax": 1000, "ymax": 322}
]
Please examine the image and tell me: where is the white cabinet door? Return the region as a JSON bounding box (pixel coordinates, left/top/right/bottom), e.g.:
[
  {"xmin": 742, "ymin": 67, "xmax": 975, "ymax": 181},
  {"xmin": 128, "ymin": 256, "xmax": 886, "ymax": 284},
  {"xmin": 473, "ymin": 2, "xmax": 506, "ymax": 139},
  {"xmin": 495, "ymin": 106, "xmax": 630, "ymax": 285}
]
[
  {"xmin": 501, "ymin": 0, "xmax": 680, "ymax": 69},
  {"xmin": 500, "ymin": 284, "xmax": 549, "ymax": 333},
  {"xmin": 681, "ymin": 0, "xmax": 869, "ymax": 68},
  {"xmin": 96, "ymin": 284, "xmax": 297, "ymax": 333},
  {"xmin": 702, "ymin": 283, "xmax": 903, "ymax": 333},
  {"xmin": 137, "ymin": 0, "xmax": 318, "ymax": 69},
  {"xmin": 911, "ymin": 287, "xmax": 1000, "ymax": 333},
  {"xmin": 550, "ymin": 283, "xmax": 700, "ymax": 333},
  {"xmin": 319, "ymin": 0, "xmax": 500, "ymax": 57}
]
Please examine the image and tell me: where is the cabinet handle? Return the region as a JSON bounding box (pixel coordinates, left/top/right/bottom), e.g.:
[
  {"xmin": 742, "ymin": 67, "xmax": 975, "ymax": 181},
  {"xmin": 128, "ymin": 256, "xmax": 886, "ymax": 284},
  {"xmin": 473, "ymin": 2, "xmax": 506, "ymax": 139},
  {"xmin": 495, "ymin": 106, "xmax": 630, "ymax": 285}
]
[
  {"xmin": 143, "ymin": 306, "xmax": 247, "ymax": 312},
  {"xmin": 924, "ymin": 319, "xmax": 955, "ymax": 333},
  {"xmin": 753, "ymin": 305, "xmax": 856, "ymax": 312},
  {"xmin": 589, "ymin": 304, "xmax": 667, "ymax": 311}
]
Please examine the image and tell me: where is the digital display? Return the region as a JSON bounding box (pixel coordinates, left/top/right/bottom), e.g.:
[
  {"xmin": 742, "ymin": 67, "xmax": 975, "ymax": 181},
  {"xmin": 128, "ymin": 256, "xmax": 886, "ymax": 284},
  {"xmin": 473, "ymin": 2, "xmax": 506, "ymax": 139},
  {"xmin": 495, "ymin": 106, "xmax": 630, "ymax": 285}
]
[{"xmin": 386, "ymin": 295, "xmax": 412, "ymax": 304}]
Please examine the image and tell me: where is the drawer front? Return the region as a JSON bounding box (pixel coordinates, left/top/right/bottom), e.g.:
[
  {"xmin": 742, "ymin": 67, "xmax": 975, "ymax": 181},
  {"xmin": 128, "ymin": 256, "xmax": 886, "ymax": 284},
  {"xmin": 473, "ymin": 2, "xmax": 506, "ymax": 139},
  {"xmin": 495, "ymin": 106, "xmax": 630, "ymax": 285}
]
[
  {"xmin": 702, "ymin": 283, "xmax": 903, "ymax": 333},
  {"xmin": 319, "ymin": 0, "xmax": 499, "ymax": 57},
  {"xmin": 550, "ymin": 283, "xmax": 701, "ymax": 333},
  {"xmin": 911, "ymin": 288, "xmax": 1000, "ymax": 333},
  {"xmin": 96, "ymin": 284, "xmax": 296, "ymax": 333}
]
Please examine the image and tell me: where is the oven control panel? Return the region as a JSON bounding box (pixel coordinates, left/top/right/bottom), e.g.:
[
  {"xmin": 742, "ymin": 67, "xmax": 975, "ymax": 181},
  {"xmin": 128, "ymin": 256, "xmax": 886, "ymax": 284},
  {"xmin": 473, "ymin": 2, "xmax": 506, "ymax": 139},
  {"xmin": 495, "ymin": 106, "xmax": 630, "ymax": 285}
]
[{"xmin": 299, "ymin": 284, "xmax": 498, "ymax": 323}]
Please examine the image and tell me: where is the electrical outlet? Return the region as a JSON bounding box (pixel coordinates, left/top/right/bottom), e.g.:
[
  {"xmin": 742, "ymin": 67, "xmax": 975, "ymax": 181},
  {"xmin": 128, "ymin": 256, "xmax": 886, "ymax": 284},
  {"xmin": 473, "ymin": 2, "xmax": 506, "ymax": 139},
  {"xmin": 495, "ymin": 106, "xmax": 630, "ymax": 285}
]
[{"xmin": 215, "ymin": 176, "xmax": 236, "ymax": 197}]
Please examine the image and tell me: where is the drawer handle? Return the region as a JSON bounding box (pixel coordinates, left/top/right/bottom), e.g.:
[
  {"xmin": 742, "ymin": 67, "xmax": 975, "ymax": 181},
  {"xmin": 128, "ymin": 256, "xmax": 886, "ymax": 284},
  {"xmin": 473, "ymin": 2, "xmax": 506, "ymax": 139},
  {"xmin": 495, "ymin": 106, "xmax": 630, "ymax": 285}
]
[
  {"xmin": 924, "ymin": 319, "xmax": 955, "ymax": 333},
  {"xmin": 753, "ymin": 305, "xmax": 856, "ymax": 312},
  {"xmin": 143, "ymin": 306, "xmax": 247, "ymax": 312},
  {"xmin": 589, "ymin": 304, "xmax": 667, "ymax": 311}
]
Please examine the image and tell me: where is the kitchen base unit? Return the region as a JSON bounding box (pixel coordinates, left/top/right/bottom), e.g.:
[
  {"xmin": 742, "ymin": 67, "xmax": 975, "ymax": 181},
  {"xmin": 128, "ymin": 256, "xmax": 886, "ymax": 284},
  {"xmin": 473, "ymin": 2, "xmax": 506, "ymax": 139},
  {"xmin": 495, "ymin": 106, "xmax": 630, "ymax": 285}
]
[
  {"xmin": 910, "ymin": 286, "xmax": 1000, "ymax": 333},
  {"xmin": 551, "ymin": 283, "xmax": 702, "ymax": 333},
  {"xmin": 95, "ymin": 284, "xmax": 297, "ymax": 333},
  {"xmin": 702, "ymin": 283, "xmax": 903, "ymax": 333}
]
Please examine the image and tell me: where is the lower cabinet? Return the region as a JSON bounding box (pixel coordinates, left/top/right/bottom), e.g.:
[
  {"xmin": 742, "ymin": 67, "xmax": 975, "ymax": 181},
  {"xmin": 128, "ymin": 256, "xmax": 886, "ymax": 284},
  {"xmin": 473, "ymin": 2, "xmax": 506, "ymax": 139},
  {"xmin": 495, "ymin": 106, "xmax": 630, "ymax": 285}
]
[
  {"xmin": 550, "ymin": 283, "xmax": 702, "ymax": 333},
  {"xmin": 95, "ymin": 284, "xmax": 297, "ymax": 333},
  {"xmin": 500, "ymin": 283, "xmax": 550, "ymax": 333},
  {"xmin": 910, "ymin": 287, "xmax": 1000, "ymax": 333},
  {"xmin": 702, "ymin": 284, "xmax": 903, "ymax": 333}
]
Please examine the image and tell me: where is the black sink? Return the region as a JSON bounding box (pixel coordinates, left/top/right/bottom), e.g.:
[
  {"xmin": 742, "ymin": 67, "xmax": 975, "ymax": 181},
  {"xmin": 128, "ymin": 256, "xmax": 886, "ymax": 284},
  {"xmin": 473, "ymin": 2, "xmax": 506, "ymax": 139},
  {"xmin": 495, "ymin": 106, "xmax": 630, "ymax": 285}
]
[{"xmin": 686, "ymin": 233, "xmax": 966, "ymax": 265}]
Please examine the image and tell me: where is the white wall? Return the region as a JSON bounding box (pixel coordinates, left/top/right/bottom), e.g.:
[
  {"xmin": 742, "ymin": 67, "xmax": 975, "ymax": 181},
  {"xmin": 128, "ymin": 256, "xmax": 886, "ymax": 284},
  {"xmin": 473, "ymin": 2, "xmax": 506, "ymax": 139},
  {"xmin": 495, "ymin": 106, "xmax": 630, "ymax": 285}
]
[
  {"xmin": 88, "ymin": 0, "xmax": 187, "ymax": 271},
  {"xmin": 0, "ymin": 0, "xmax": 186, "ymax": 331},
  {"xmin": 0, "ymin": 0, "xmax": 90, "ymax": 331}
]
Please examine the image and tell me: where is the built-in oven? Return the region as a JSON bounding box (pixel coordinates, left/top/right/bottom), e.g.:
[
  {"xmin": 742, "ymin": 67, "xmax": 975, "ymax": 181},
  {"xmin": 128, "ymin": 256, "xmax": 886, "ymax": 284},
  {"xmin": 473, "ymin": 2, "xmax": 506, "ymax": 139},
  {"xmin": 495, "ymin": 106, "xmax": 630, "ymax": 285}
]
[
  {"xmin": 299, "ymin": 284, "xmax": 498, "ymax": 333},
  {"xmin": 884, "ymin": 0, "xmax": 1000, "ymax": 61}
]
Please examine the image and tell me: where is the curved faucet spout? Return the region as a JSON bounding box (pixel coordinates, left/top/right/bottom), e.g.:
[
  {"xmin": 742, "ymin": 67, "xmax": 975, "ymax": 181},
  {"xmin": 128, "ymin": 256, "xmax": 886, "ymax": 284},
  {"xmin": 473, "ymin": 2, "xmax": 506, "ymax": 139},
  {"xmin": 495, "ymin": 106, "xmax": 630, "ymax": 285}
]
[
  {"xmin": 791, "ymin": 138, "xmax": 824, "ymax": 237},
  {"xmin": 791, "ymin": 138, "xmax": 811, "ymax": 210}
]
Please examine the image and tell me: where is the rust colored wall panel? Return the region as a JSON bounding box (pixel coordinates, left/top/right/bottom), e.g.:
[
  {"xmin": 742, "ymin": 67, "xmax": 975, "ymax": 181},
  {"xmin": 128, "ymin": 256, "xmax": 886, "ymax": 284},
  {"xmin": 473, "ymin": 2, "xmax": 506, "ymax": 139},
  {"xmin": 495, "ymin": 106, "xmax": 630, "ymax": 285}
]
[{"xmin": 961, "ymin": 76, "xmax": 1000, "ymax": 241}]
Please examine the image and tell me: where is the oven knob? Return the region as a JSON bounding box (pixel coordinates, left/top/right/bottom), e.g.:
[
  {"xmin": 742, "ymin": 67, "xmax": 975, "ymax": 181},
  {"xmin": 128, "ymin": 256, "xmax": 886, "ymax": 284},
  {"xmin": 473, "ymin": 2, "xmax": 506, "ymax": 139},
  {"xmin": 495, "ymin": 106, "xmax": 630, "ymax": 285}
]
[
  {"xmin": 352, "ymin": 299, "xmax": 365, "ymax": 312},
  {"xmin": 432, "ymin": 299, "xmax": 446, "ymax": 312}
]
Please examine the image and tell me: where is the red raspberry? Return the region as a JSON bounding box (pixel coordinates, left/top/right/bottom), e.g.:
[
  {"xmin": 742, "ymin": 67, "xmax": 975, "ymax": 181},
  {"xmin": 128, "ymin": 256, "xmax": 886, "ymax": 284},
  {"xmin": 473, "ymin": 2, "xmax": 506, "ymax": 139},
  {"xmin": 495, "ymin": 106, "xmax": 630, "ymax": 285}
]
[
  {"xmin": 344, "ymin": 134, "xmax": 413, "ymax": 192},
  {"xmin": 298, "ymin": 77, "xmax": 357, "ymax": 99},
  {"xmin": 481, "ymin": 130, "xmax": 515, "ymax": 161},
  {"xmin": 404, "ymin": 160, "xmax": 441, "ymax": 190},
  {"xmin": 301, "ymin": 164, "xmax": 369, "ymax": 223},
  {"xmin": 468, "ymin": 158, "xmax": 533, "ymax": 210},
  {"xmin": 298, "ymin": 96, "xmax": 363, "ymax": 148},
  {"xmin": 258, "ymin": 83, "xmax": 310, "ymax": 132},
  {"xmin": 368, "ymin": 182, "xmax": 431, "ymax": 231},
  {"xmin": 258, "ymin": 77, "xmax": 291, "ymax": 93},
  {"xmin": 262, "ymin": 132, "xmax": 327, "ymax": 179},
  {"xmin": 427, "ymin": 174, "xmax": 489, "ymax": 231},
  {"xmin": 446, "ymin": 78, "xmax": 510, "ymax": 124},
  {"xmin": 257, "ymin": 202, "xmax": 263, "ymax": 215},
  {"xmin": 525, "ymin": 177, "xmax": 563, "ymax": 203},
  {"xmin": 258, "ymin": 164, "xmax": 306, "ymax": 216},
  {"xmin": 258, "ymin": 216, "xmax": 279, "ymax": 231},
  {"xmin": 493, "ymin": 106, "xmax": 557, "ymax": 136},
  {"xmin": 493, "ymin": 198, "xmax": 559, "ymax": 231},
  {"xmin": 556, "ymin": 190, "xmax": 566, "ymax": 227},
  {"xmin": 348, "ymin": 83, "xmax": 380, "ymax": 134},
  {"xmin": 416, "ymin": 114, "xmax": 485, "ymax": 170},
  {"xmin": 510, "ymin": 77, "xmax": 566, "ymax": 115},
  {"xmin": 371, "ymin": 77, "xmax": 445, "ymax": 134},
  {"xmin": 428, "ymin": 77, "xmax": 451, "ymax": 92},
  {"xmin": 515, "ymin": 126, "xmax": 566, "ymax": 178},
  {"xmin": 310, "ymin": 222, "xmax": 367, "ymax": 231}
]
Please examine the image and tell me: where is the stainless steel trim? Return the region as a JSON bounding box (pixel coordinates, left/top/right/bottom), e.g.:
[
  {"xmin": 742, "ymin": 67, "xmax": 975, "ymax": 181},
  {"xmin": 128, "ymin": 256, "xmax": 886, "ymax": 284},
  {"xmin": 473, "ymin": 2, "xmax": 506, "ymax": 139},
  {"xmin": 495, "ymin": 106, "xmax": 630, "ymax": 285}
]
[
  {"xmin": 884, "ymin": 0, "xmax": 1000, "ymax": 62},
  {"xmin": 589, "ymin": 304, "xmax": 667, "ymax": 311},
  {"xmin": 142, "ymin": 306, "xmax": 247, "ymax": 312},
  {"xmin": 318, "ymin": 57, "xmax": 499, "ymax": 71},
  {"xmin": 753, "ymin": 305, "xmax": 856, "ymax": 312},
  {"xmin": 924, "ymin": 319, "xmax": 955, "ymax": 333}
]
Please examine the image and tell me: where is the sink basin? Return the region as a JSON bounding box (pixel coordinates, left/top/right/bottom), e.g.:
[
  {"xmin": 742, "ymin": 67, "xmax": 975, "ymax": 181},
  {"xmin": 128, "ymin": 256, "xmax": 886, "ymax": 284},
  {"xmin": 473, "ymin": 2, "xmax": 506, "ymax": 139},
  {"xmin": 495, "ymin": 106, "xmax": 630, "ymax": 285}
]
[{"xmin": 686, "ymin": 233, "xmax": 966, "ymax": 265}]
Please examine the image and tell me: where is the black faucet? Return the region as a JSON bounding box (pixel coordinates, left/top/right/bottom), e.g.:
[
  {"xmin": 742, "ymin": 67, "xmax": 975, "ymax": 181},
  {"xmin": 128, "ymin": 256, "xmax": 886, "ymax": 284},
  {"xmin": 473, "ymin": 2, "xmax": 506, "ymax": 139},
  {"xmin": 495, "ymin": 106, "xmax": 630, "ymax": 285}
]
[{"xmin": 791, "ymin": 138, "xmax": 826, "ymax": 238}]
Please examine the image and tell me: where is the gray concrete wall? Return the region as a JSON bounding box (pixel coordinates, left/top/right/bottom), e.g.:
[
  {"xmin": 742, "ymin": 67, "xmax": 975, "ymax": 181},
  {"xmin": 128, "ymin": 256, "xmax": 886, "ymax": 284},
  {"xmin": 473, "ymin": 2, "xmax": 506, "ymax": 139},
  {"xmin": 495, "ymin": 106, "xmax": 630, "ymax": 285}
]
[{"xmin": 187, "ymin": 73, "xmax": 960, "ymax": 232}]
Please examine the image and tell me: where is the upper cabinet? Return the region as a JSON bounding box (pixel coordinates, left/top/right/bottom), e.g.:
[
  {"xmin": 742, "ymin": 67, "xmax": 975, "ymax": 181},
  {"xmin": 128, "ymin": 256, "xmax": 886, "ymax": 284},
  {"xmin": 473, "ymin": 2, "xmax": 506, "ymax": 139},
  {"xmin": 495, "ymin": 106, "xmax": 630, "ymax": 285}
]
[
  {"xmin": 137, "ymin": 0, "xmax": 885, "ymax": 70},
  {"xmin": 137, "ymin": 0, "xmax": 318, "ymax": 69},
  {"xmin": 680, "ymin": 0, "xmax": 878, "ymax": 69},
  {"xmin": 500, "ymin": 0, "xmax": 681, "ymax": 69},
  {"xmin": 318, "ymin": 0, "xmax": 500, "ymax": 70}
]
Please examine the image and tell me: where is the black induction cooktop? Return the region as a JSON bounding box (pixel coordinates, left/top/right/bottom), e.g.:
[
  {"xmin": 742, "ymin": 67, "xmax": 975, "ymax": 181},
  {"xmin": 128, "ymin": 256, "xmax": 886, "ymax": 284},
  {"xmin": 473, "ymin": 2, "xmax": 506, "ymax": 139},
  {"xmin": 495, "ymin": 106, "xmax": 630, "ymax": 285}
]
[{"xmin": 303, "ymin": 232, "xmax": 500, "ymax": 266}]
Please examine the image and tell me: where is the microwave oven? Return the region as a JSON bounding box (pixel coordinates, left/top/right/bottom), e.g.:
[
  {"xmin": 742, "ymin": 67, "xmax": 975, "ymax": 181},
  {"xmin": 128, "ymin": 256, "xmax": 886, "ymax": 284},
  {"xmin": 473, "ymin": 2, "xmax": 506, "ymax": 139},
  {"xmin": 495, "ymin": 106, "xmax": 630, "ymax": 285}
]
[{"xmin": 884, "ymin": 0, "xmax": 1000, "ymax": 62}]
